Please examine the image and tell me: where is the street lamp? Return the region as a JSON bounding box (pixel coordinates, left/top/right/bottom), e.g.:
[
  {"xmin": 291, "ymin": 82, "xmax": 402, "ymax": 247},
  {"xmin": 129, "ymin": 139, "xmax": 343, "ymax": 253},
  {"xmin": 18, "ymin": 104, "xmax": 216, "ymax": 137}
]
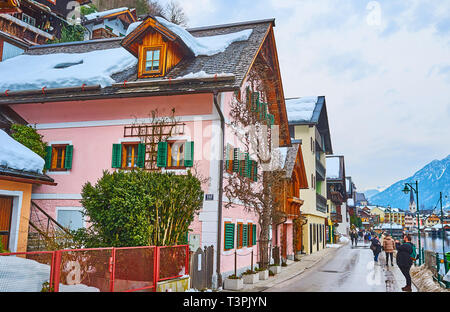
[
  {"xmin": 402, "ymin": 181, "xmax": 422, "ymax": 265},
  {"xmin": 435, "ymin": 192, "xmax": 448, "ymax": 267}
]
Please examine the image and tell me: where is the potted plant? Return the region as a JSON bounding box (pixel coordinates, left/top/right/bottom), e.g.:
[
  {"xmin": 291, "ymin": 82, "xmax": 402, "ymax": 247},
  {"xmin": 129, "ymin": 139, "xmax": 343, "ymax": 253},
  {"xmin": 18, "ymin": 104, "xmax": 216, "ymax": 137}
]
[
  {"xmin": 255, "ymin": 267, "xmax": 269, "ymax": 280},
  {"xmin": 269, "ymin": 264, "xmax": 281, "ymax": 274},
  {"xmin": 241, "ymin": 269, "xmax": 259, "ymax": 284},
  {"xmin": 223, "ymin": 274, "xmax": 243, "ymax": 291}
]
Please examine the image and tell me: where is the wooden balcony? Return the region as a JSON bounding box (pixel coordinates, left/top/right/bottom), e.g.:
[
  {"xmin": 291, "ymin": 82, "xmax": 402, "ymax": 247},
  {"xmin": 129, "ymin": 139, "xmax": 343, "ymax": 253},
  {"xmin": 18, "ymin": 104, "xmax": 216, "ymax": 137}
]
[
  {"xmin": 331, "ymin": 212, "xmax": 342, "ymax": 224},
  {"xmin": 316, "ymin": 193, "xmax": 327, "ymax": 213}
]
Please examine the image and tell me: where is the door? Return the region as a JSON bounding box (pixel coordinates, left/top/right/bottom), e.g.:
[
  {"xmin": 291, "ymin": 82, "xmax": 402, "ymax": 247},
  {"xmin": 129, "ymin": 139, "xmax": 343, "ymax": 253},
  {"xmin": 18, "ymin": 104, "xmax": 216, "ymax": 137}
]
[
  {"xmin": 0, "ymin": 196, "xmax": 13, "ymax": 251},
  {"xmin": 281, "ymin": 224, "xmax": 288, "ymax": 259}
]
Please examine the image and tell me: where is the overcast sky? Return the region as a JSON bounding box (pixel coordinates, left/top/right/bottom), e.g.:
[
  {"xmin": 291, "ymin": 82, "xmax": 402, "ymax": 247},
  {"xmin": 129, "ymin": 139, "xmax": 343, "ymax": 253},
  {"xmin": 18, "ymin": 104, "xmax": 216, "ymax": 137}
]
[{"xmin": 165, "ymin": 0, "xmax": 450, "ymax": 191}]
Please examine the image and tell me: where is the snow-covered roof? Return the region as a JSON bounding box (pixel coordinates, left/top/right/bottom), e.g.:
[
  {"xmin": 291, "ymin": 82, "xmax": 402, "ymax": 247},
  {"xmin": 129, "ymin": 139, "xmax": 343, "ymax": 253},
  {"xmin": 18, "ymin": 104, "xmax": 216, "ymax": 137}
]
[
  {"xmin": 380, "ymin": 223, "xmax": 403, "ymax": 230},
  {"xmin": 285, "ymin": 96, "xmax": 318, "ymax": 123},
  {"xmin": 84, "ymin": 7, "xmax": 129, "ymax": 21},
  {"xmin": 0, "ymin": 129, "xmax": 45, "ymax": 174},
  {"xmin": 326, "ymin": 156, "xmax": 341, "ymax": 179},
  {"xmin": 0, "ymin": 47, "xmax": 137, "ymax": 92},
  {"xmin": 347, "ymin": 198, "xmax": 355, "ymax": 206},
  {"xmin": 154, "ymin": 17, "xmax": 253, "ymax": 57}
]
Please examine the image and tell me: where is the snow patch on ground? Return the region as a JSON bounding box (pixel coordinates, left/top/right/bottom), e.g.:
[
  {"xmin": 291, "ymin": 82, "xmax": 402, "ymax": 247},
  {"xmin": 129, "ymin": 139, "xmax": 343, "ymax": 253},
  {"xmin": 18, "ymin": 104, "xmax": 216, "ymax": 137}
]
[
  {"xmin": 326, "ymin": 244, "xmax": 342, "ymax": 248},
  {"xmin": 0, "ymin": 256, "xmax": 99, "ymax": 292},
  {"xmin": 0, "ymin": 129, "xmax": 45, "ymax": 174}
]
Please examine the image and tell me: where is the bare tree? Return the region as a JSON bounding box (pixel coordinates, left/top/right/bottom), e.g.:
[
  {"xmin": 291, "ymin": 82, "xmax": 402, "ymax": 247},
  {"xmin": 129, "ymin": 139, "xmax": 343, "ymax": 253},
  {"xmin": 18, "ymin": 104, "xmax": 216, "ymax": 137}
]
[
  {"xmin": 164, "ymin": 0, "xmax": 188, "ymax": 27},
  {"xmin": 223, "ymin": 60, "xmax": 286, "ymax": 269}
]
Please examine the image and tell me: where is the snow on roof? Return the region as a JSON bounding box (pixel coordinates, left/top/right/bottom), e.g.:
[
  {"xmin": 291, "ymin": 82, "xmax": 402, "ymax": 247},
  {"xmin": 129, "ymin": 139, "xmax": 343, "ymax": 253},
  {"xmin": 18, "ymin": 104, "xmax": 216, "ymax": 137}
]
[
  {"xmin": 154, "ymin": 17, "xmax": 253, "ymax": 57},
  {"xmin": 84, "ymin": 7, "xmax": 129, "ymax": 21},
  {"xmin": 381, "ymin": 223, "xmax": 403, "ymax": 230},
  {"xmin": 0, "ymin": 47, "xmax": 137, "ymax": 92},
  {"xmin": 347, "ymin": 198, "xmax": 355, "ymax": 206},
  {"xmin": 285, "ymin": 96, "xmax": 318, "ymax": 122},
  {"xmin": 0, "ymin": 129, "xmax": 45, "ymax": 174},
  {"xmin": 326, "ymin": 156, "xmax": 340, "ymax": 179},
  {"xmin": 176, "ymin": 71, "xmax": 234, "ymax": 79},
  {"xmin": 126, "ymin": 21, "xmax": 142, "ymax": 35}
]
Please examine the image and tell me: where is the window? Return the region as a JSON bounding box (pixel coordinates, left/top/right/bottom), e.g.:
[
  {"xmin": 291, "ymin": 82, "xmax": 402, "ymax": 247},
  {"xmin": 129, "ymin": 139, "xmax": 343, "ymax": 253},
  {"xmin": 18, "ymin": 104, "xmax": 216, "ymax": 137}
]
[
  {"xmin": 22, "ymin": 13, "xmax": 36, "ymax": 27},
  {"xmin": 45, "ymin": 144, "xmax": 73, "ymax": 171},
  {"xmin": 224, "ymin": 222, "xmax": 235, "ymax": 250},
  {"xmin": 167, "ymin": 141, "xmax": 185, "ymax": 168},
  {"xmin": 140, "ymin": 45, "xmax": 166, "ymax": 77},
  {"xmin": 237, "ymin": 222, "xmax": 243, "ymax": 249},
  {"xmin": 247, "ymin": 223, "xmax": 253, "ymax": 247},
  {"xmin": 122, "ymin": 143, "xmax": 139, "ymax": 169},
  {"xmin": 57, "ymin": 208, "xmax": 84, "ymax": 231},
  {"xmin": 156, "ymin": 141, "xmax": 194, "ymax": 169},
  {"xmin": 112, "ymin": 142, "xmax": 145, "ymax": 169}
]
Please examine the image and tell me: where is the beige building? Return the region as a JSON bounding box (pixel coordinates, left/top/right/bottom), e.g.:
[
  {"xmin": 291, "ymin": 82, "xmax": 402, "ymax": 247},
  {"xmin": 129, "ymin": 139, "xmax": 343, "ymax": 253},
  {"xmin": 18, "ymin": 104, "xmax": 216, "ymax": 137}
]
[
  {"xmin": 285, "ymin": 96, "xmax": 333, "ymax": 254},
  {"xmin": 370, "ymin": 206, "xmax": 386, "ymax": 223}
]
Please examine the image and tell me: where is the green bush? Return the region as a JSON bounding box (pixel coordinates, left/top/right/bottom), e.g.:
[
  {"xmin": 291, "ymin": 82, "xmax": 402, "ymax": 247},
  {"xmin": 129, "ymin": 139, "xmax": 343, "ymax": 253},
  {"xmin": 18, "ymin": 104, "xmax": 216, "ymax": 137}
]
[
  {"xmin": 10, "ymin": 124, "xmax": 47, "ymax": 160},
  {"xmin": 74, "ymin": 169, "xmax": 204, "ymax": 248}
]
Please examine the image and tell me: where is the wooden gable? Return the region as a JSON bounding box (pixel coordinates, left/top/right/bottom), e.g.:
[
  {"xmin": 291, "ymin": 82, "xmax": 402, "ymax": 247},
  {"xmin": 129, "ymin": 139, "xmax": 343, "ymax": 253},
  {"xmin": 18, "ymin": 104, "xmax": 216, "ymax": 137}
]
[
  {"xmin": 243, "ymin": 23, "xmax": 291, "ymax": 147},
  {"xmin": 121, "ymin": 16, "xmax": 191, "ymax": 79}
]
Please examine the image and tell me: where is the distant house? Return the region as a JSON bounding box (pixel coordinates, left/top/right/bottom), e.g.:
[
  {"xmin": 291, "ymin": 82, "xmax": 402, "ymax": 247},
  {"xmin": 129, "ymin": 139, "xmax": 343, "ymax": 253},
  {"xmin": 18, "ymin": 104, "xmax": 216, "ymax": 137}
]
[
  {"xmin": 285, "ymin": 96, "xmax": 333, "ymax": 254},
  {"xmin": 354, "ymin": 192, "xmax": 368, "ymax": 206},
  {"xmin": 82, "ymin": 7, "xmax": 137, "ymax": 40},
  {"xmin": 274, "ymin": 144, "xmax": 308, "ymax": 261},
  {"xmin": 326, "ymin": 155, "xmax": 349, "ymax": 239},
  {"xmin": 0, "ymin": 129, "xmax": 55, "ymax": 253}
]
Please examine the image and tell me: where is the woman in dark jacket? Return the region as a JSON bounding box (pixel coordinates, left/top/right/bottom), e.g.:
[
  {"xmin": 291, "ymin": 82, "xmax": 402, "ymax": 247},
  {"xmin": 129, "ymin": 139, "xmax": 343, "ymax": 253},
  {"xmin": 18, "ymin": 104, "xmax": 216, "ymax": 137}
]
[
  {"xmin": 396, "ymin": 235, "xmax": 414, "ymax": 292},
  {"xmin": 370, "ymin": 235, "xmax": 382, "ymax": 262}
]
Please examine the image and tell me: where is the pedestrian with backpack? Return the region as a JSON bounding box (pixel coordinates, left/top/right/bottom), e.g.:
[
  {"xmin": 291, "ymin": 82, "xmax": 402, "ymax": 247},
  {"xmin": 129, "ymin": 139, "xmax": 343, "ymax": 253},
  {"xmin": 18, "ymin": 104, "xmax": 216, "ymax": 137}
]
[
  {"xmin": 370, "ymin": 235, "xmax": 382, "ymax": 263},
  {"xmin": 396, "ymin": 234, "xmax": 415, "ymax": 292}
]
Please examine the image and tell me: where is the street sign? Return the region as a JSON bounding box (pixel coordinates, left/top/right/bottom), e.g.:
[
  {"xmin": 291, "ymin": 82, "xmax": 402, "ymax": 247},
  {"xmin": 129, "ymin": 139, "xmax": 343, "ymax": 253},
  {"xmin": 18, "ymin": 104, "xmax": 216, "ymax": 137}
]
[{"xmin": 205, "ymin": 194, "xmax": 214, "ymax": 201}]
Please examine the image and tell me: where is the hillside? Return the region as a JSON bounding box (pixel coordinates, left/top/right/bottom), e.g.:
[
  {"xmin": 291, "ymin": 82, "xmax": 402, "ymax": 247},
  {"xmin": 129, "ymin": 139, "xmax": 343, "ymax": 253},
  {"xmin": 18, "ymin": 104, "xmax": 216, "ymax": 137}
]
[{"xmin": 369, "ymin": 155, "xmax": 450, "ymax": 212}]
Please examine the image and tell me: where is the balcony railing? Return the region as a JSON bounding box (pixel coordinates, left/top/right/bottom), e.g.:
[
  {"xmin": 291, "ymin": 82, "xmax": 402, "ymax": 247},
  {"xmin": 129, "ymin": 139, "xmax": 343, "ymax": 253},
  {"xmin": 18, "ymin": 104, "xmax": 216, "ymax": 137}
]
[
  {"xmin": 331, "ymin": 212, "xmax": 342, "ymax": 223},
  {"xmin": 316, "ymin": 193, "xmax": 327, "ymax": 213}
]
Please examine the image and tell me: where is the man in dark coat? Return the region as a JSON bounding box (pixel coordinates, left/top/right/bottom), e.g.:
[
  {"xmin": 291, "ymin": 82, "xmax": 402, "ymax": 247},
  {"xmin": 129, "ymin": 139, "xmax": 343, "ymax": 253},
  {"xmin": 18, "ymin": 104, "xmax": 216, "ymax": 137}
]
[
  {"xmin": 396, "ymin": 234, "xmax": 414, "ymax": 292},
  {"xmin": 370, "ymin": 235, "xmax": 382, "ymax": 262}
]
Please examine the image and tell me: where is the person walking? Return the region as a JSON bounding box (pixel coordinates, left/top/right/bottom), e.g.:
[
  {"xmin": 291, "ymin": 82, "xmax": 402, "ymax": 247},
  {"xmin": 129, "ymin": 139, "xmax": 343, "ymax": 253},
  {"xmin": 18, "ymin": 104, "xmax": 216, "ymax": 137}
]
[
  {"xmin": 370, "ymin": 235, "xmax": 382, "ymax": 263},
  {"xmin": 396, "ymin": 234, "xmax": 415, "ymax": 292},
  {"xmin": 350, "ymin": 230, "xmax": 358, "ymax": 247},
  {"xmin": 382, "ymin": 233, "xmax": 396, "ymax": 267}
]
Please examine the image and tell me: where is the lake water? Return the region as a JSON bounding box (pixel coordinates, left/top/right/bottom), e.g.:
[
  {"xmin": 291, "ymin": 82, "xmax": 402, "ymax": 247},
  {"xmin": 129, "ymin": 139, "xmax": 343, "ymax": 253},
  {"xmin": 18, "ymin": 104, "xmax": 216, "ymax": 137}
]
[{"xmin": 411, "ymin": 232, "xmax": 450, "ymax": 255}]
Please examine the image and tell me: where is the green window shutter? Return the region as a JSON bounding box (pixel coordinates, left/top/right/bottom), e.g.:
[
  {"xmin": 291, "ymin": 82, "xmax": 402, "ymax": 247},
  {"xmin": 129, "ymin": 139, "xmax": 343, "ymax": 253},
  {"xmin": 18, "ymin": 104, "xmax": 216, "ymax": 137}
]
[
  {"xmin": 253, "ymin": 162, "xmax": 258, "ymax": 182},
  {"xmin": 184, "ymin": 141, "xmax": 194, "ymax": 167},
  {"xmin": 112, "ymin": 144, "xmax": 122, "ymax": 168},
  {"xmin": 156, "ymin": 141, "xmax": 168, "ymax": 168},
  {"xmin": 232, "ymin": 148, "xmax": 240, "ymax": 172},
  {"xmin": 224, "ymin": 223, "xmax": 235, "ymax": 250},
  {"xmin": 245, "ymin": 153, "xmax": 251, "ymax": 178},
  {"xmin": 64, "ymin": 145, "xmax": 73, "ymax": 169},
  {"xmin": 44, "ymin": 146, "xmax": 52, "ymax": 170},
  {"xmin": 243, "ymin": 223, "xmax": 248, "ymax": 247},
  {"xmin": 137, "ymin": 143, "xmax": 146, "ymax": 168},
  {"xmin": 252, "ymin": 224, "xmax": 257, "ymax": 245},
  {"xmin": 237, "ymin": 223, "xmax": 242, "ymax": 247}
]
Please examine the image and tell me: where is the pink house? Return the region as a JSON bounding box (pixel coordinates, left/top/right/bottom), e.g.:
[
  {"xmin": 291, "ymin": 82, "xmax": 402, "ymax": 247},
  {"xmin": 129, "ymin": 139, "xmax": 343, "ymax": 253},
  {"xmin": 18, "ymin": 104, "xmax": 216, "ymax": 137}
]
[{"xmin": 0, "ymin": 16, "xmax": 291, "ymax": 288}]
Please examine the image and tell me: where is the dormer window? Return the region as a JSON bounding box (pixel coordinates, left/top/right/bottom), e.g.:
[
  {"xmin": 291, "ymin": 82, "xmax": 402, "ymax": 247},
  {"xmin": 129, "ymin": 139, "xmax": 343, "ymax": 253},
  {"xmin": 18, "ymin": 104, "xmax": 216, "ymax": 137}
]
[{"xmin": 139, "ymin": 45, "xmax": 166, "ymax": 77}]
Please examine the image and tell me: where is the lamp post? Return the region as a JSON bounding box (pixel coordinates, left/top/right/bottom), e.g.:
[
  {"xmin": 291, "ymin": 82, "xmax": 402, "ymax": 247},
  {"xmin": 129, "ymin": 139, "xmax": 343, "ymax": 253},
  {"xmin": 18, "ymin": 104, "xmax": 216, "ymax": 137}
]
[
  {"xmin": 436, "ymin": 192, "xmax": 448, "ymax": 266},
  {"xmin": 402, "ymin": 181, "xmax": 422, "ymax": 265}
]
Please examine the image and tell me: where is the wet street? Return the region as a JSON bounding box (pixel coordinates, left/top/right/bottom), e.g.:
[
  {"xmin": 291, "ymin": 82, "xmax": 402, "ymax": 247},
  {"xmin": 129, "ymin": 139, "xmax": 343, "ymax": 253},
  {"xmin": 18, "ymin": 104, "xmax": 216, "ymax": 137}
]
[{"xmin": 264, "ymin": 242, "xmax": 412, "ymax": 292}]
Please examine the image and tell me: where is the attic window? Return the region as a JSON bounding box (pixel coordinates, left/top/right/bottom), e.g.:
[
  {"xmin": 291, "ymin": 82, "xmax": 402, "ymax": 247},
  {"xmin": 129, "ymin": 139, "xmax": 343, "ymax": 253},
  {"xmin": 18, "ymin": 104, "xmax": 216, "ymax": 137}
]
[{"xmin": 139, "ymin": 45, "xmax": 166, "ymax": 77}]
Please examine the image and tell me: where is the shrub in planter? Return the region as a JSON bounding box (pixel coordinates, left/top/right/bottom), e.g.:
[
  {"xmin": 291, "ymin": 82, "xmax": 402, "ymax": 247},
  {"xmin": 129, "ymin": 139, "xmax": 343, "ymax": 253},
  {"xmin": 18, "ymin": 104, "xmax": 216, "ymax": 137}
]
[{"xmin": 281, "ymin": 262, "xmax": 288, "ymax": 267}]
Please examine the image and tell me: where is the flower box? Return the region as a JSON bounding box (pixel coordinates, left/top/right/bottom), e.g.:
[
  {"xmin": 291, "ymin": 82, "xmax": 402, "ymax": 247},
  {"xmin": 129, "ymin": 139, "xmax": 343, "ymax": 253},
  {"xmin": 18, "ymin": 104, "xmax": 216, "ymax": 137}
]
[
  {"xmin": 224, "ymin": 277, "xmax": 243, "ymax": 291},
  {"xmin": 258, "ymin": 270, "xmax": 269, "ymax": 280},
  {"xmin": 242, "ymin": 273, "xmax": 259, "ymax": 284},
  {"xmin": 269, "ymin": 265, "xmax": 281, "ymax": 275}
]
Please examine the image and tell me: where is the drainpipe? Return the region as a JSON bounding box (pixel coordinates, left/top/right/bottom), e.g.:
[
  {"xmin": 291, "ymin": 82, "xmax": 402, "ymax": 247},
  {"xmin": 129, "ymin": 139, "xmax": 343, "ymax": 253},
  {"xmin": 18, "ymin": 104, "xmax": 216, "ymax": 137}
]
[{"xmin": 213, "ymin": 91, "xmax": 225, "ymax": 288}]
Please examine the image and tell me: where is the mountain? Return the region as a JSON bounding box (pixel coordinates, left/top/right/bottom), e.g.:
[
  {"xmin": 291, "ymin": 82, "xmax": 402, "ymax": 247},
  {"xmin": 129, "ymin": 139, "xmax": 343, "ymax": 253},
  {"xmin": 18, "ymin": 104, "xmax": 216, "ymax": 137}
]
[
  {"xmin": 364, "ymin": 189, "xmax": 380, "ymax": 199},
  {"xmin": 369, "ymin": 155, "xmax": 450, "ymax": 212}
]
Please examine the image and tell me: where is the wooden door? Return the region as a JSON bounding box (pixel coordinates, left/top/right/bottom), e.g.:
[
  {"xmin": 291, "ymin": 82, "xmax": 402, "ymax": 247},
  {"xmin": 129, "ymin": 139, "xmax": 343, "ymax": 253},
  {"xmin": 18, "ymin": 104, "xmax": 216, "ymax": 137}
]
[{"xmin": 0, "ymin": 196, "xmax": 13, "ymax": 250}]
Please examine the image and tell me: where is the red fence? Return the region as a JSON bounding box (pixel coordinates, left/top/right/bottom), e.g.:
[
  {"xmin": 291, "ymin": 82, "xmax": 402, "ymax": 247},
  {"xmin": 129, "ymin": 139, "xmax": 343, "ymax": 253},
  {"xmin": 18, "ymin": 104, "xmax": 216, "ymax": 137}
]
[{"xmin": 0, "ymin": 245, "xmax": 189, "ymax": 292}]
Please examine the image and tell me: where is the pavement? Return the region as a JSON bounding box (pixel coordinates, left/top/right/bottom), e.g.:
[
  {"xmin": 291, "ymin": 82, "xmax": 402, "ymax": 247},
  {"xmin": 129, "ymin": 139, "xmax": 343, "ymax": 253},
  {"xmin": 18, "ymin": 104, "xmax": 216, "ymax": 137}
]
[{"xmin": 222, "ymin": 241, "xmax": 419, "ymax": 292}]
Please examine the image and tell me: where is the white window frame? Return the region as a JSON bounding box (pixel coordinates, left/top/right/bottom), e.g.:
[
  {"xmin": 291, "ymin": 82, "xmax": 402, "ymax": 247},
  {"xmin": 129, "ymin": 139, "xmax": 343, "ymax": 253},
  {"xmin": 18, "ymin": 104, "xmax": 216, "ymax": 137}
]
[{"xmin": 56, "ymin": 207, "xmax": 85, "ymax": 231}]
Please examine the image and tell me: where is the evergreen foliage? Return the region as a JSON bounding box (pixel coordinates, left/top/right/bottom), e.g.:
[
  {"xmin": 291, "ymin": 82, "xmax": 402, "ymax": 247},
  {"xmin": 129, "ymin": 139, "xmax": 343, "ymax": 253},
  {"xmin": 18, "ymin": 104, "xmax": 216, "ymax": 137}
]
[
  {"xmin": 10, "ymin": 124, "xmax": 48, "ymax": 160},
  {"xmin": 48, "ymin": 24, "xmax": 86, "ymax": 44},
  {"xmin": 73, "ymin": 169, "xmax": 204, "ymax": 247}
]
